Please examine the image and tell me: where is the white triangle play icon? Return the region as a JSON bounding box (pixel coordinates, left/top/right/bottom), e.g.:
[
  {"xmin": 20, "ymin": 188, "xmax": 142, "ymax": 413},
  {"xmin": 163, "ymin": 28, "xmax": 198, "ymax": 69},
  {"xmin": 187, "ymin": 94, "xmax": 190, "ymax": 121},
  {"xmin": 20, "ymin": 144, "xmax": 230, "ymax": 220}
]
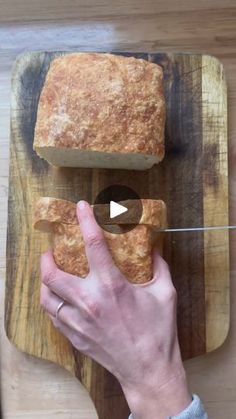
[{"xmin": 110, "ymin": 201, "xmax": 128, "ymax": 219}]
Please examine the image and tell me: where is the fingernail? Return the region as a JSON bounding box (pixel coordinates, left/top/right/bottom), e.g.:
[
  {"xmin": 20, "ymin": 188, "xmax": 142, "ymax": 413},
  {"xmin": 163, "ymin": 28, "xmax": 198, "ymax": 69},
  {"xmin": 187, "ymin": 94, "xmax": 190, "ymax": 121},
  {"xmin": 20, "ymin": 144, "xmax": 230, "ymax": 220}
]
[{"xmin": 77, "ymin": 200, "xmax": 88, "ymax": 211}]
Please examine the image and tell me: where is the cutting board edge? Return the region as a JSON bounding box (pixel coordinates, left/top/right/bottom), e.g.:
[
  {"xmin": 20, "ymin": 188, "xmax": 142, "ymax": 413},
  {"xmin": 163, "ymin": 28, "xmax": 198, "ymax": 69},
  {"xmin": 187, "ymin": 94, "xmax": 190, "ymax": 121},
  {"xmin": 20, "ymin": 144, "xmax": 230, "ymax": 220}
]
[{"xmin": 201, "ymin": 54, "xmax": 230, "ymax": 353}]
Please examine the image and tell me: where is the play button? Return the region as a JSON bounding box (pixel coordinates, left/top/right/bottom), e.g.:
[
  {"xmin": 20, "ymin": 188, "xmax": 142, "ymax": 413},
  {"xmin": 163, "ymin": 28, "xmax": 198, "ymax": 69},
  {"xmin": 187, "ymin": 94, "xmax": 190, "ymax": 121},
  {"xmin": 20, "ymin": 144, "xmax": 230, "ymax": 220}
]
[
  {"xmin": 93, "ymin": 184, "xmax": 143, "ymax": 234},
  {"xmin": 110, "ymin": 201, "xmax": 128, "ymax": 219}
]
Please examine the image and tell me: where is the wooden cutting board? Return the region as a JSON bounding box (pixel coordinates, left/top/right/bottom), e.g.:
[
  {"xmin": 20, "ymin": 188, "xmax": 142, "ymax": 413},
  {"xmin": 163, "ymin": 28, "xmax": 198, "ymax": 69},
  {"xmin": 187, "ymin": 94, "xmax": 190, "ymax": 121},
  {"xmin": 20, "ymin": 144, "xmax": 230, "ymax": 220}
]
[{"xmin": 5, "ymin": 52, "xmax": 229, "ymax": 419}]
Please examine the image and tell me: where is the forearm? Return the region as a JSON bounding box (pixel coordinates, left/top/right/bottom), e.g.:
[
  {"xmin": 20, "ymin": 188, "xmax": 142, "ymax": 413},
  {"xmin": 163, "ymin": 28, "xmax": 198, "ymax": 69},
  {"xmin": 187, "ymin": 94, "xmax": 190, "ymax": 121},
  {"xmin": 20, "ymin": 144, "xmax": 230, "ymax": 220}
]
[
  {"xmin": 128, "ymin": 394, "xmax": 208, "ymax": 419},
  {"xmin": 122, "ymin": 366, "xmax": 192, "ymax": 419}
]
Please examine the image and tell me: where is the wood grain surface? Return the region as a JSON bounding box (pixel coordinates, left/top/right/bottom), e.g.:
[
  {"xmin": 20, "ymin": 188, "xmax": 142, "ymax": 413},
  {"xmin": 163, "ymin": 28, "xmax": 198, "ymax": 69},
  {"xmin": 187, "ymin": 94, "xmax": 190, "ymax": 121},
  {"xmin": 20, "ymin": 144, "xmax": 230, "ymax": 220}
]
[
  {"xmin": 0, "ymin": 2, "xmax": 236, "ymax": 418},
  {"xmin": 4, "ymin": 51, "xmax": 229, "ymax": 419}
]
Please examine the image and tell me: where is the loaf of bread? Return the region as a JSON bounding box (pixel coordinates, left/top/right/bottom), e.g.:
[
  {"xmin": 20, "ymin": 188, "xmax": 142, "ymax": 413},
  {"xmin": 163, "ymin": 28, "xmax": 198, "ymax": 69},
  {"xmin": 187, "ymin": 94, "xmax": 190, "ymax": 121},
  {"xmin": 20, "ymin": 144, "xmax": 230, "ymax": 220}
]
[
  {"xmin": 34, "ymin": 197, "xmax": 167, "ymax": 284},
  {"xmin": 33, "ymin": 53, "xmax": 166, "ymax": 170}
]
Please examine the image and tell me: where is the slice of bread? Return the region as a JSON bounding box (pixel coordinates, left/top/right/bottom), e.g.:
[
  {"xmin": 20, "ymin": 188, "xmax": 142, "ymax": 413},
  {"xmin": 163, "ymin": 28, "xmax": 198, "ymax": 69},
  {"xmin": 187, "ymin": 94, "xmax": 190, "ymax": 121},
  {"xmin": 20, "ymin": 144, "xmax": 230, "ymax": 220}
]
[
  {"xmin": 33, "ymin": 53, "xmax": 166, "ymax": 170},
  {"xmin": 34, "ymin": 197, "xmax": 167, "ymax": 284},
  {"xmin": 34, "ymin": 197, "xmax": 167, "ymax": 230}
]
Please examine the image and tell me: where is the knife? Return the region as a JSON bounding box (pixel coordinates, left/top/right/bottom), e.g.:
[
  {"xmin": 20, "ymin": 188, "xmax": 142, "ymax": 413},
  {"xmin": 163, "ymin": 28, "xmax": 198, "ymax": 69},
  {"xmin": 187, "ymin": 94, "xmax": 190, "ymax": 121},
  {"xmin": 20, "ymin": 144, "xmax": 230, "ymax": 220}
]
[{"xmin": 160, "ymin": 225, "xmax": 236, "ymax": 232}]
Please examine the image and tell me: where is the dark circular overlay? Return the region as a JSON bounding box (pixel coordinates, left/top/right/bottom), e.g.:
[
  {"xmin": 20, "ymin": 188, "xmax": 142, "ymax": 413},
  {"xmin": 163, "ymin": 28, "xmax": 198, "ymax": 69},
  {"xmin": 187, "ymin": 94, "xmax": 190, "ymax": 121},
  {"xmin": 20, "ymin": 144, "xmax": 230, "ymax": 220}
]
[{"xmin": 93, "ymin": 184, "xmax": 143, "ymax": 234}]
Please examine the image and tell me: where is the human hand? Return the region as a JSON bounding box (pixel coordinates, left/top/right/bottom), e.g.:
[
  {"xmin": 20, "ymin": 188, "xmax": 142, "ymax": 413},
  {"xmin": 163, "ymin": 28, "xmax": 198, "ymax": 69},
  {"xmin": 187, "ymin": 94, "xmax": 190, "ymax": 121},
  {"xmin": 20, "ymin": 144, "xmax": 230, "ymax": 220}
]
[{"xmin": 40, "ymin": 200, "xmax": 191, "ymax": 419}]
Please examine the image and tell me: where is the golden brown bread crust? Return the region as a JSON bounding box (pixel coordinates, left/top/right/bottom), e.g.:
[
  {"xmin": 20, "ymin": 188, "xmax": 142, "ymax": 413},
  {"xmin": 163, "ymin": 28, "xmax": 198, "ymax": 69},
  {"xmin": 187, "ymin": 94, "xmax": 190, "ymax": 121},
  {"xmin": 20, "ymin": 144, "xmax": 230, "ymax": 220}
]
[
  {"xmin": 52, "ymin": 223, "xmax": 153, "ymax": 283},
  {"xmin": 34, "ymin": 197, "xmax": 77, "ymax": 230},
  {"xmin": 34, "ymin": 196, "xmax": 166, "ymax": 284},
  {"xmin": 34, "ymin": 197, "xmax": 167, "ymax": 230},
  {"xmin": 34, "ymin": 53, "xmax": 165, "ymax": 158}
]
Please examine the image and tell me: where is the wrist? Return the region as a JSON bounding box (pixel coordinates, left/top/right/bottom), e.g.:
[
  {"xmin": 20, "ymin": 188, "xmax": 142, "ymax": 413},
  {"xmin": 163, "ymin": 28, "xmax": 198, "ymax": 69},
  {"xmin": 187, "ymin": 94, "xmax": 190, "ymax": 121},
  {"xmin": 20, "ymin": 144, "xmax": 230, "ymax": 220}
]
[{"xmin": 121, "ymin": 366, "xmax": 192, "ymax": 419}]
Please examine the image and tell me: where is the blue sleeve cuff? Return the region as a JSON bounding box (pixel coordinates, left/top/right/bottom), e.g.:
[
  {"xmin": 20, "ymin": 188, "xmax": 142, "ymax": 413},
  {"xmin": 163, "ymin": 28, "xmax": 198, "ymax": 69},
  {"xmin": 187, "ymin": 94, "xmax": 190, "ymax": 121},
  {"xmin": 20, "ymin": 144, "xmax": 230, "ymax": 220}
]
[{"xmin": 128, "ymin": 394, "xmax": 208, "ymax": 419}]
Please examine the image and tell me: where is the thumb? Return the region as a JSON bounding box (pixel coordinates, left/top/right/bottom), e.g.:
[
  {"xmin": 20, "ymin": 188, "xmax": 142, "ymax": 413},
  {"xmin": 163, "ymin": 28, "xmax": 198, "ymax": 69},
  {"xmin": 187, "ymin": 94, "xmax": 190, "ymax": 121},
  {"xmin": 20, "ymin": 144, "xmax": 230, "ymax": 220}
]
[{"xmin": 148, "ymin": 248, "xmax": 176, "ymax": 299}]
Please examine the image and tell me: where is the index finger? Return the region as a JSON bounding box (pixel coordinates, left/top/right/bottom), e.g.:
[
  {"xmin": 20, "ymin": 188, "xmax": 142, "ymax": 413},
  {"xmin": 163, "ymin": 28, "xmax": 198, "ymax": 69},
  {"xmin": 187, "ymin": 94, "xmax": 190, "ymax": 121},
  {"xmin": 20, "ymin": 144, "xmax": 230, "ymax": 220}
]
[{"xmin": 76, "ymin": 200, "xmax": 115, "ymax": 273}]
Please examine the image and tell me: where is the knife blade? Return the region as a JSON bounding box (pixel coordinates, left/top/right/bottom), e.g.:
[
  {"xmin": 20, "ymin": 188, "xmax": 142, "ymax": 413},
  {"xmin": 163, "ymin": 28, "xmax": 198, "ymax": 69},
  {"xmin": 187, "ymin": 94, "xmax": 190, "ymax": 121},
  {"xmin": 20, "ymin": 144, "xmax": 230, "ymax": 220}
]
[{"xmin": 160, "ymin": 225, "xmax": 236, "ymax": 232}]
